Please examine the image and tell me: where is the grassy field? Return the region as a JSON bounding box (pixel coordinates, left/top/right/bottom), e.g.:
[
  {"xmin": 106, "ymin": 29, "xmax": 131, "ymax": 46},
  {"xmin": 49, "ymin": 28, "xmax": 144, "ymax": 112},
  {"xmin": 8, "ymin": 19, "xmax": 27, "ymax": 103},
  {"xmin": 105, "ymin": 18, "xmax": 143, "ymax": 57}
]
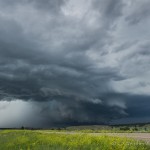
[{"xmin": 0, "ymin": 130, "xmax": 150, "ymax": 150}]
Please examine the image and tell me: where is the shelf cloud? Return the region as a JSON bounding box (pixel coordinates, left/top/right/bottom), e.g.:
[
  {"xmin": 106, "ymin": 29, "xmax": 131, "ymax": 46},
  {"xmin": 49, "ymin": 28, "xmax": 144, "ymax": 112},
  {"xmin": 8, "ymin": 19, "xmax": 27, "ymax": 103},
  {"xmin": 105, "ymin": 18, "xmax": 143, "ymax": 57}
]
[{"xmin": 0, "ymin": 0, "xmax": 150, "ymax": 127}]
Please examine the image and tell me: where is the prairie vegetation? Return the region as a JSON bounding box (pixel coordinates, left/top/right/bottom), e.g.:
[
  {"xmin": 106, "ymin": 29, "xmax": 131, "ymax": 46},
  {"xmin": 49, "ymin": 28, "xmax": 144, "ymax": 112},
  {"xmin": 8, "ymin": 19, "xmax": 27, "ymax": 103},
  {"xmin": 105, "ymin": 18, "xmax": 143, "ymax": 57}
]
[{"xmin": 0, "ymin": 130, "xmax": 150, "ymax": 150}]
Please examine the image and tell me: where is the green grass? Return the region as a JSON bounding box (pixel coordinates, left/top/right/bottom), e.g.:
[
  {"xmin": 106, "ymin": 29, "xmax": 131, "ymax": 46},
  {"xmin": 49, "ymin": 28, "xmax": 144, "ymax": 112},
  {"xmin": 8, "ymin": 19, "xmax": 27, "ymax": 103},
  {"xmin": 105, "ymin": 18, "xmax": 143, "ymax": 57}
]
[{"xmin": 0, "ymin": 130, "xmax": 150, "ymax": 150}]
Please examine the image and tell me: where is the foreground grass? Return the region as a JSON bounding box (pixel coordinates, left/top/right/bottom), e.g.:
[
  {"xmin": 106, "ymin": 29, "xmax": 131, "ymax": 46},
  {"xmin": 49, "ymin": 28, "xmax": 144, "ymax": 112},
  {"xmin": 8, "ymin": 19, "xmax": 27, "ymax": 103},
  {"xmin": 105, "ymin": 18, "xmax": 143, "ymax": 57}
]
[{"xmin": 0, "ymin": 130, "xmax": 150, "ymax": 150}]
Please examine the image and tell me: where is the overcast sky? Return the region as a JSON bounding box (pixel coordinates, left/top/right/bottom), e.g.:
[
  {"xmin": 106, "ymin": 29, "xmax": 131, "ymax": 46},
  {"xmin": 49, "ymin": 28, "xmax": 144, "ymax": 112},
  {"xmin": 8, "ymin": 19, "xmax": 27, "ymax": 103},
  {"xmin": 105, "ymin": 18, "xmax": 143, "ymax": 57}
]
[{"xmin": 0, "ymin": 0, "xmax": 150, "ymax": 128}]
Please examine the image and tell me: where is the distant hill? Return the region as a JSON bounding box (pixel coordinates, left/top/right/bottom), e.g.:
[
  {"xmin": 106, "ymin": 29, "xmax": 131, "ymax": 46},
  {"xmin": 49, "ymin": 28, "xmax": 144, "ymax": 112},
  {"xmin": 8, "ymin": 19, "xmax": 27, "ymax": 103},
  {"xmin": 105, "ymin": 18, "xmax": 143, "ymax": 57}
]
[{"xmin": 66, "ymin": 125, "xmax": 112, "ymax": 130}]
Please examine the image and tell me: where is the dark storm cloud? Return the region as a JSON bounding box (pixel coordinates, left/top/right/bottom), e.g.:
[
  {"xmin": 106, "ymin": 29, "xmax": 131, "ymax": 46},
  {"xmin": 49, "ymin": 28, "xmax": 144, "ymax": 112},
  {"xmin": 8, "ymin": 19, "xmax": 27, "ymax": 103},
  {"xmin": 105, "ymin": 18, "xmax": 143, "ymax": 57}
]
[
  {"xmin": 0, "ymin": 0, "xmax": 67, "ymax": 13},
  {"xmin": 93, "ymin": 0, "xmax": 124, "ymax": 19},
  {"xmin": 125, "ymin": 0, "xmax": 150, "ymax": 25},
  {"xmin": 0, "ymin": 0, "xmax": 150, "ymax": 127}
]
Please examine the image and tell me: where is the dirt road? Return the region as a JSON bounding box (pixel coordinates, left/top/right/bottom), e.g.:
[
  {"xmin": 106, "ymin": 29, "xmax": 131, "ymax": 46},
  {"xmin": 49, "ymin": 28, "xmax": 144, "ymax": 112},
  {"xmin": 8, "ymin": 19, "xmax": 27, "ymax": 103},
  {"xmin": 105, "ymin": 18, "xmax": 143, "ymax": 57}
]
[{"xmin": 94, "ymin": 133, "xmax": 150, "ymax": 143}]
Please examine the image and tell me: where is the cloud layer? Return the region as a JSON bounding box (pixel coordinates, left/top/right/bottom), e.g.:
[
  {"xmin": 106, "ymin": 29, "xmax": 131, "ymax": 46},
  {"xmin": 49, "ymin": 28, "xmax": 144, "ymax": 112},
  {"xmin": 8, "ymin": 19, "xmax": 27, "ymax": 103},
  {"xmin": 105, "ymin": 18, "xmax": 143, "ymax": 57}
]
[{"xmin": 0, "ymin": 0, "xmax": 150, "ymax": 127}]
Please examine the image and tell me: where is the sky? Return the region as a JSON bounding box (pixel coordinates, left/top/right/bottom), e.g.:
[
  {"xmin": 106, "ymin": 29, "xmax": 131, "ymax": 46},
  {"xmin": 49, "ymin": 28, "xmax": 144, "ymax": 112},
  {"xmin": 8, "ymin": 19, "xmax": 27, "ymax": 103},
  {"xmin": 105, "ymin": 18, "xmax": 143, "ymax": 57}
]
[{"xmin": 0, "ymin": 0, "xmax": 150, "ymax": 128}]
